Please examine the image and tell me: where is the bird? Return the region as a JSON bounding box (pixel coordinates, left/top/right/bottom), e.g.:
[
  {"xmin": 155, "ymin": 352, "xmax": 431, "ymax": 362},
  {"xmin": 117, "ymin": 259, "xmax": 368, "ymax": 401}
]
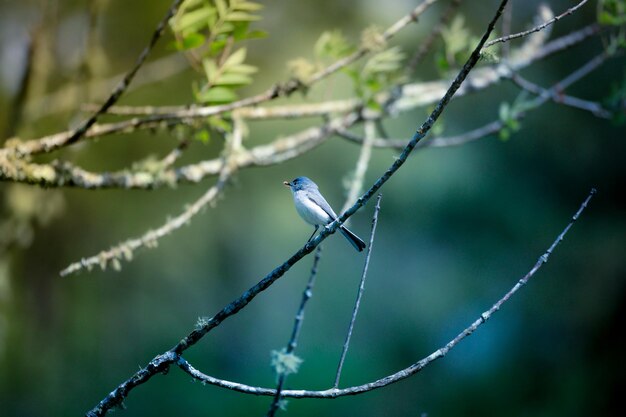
[{"xmin": 283, "ymin": 176, "xmax": 366, "ymax": 252}]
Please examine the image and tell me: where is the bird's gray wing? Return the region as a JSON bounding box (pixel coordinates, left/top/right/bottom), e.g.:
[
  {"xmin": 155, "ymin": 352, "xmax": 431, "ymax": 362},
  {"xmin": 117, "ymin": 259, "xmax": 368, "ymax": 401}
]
[{"xmin": 305, "ymin": 190, "xmax": 338, "ymax": 220}]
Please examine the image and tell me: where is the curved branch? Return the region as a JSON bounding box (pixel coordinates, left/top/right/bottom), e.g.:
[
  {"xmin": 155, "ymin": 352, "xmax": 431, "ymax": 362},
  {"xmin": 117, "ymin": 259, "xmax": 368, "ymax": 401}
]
[
  {"xmin": 176, "ymin": 188, "xmax": 596, "ymax": 398},
  {"xmin": 85, "ymin": 2, "xmax": 509, "ymax": 414},
  {"xmin": 485, "ymin": 0, "xmax": 590, "ymax": 48},
  {"xmin": 56, "ymin": 0, "xmax": 184, "ymax": 150}
]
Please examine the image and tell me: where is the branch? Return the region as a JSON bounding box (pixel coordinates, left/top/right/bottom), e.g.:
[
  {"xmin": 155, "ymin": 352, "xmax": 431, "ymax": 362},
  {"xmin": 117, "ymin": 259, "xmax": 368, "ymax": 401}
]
[
  {"xmin": 334, "ymin": 194, "xmax": 382, "ymax": 388},
  {"xmin": 2, "ymin": 22, "xmax": 598, "ymax": 190},
  {"xmin": 485, "ymin": 0, "xmax": 590, "ymax": 48},
  {"xmin": 341, "ymin": 121, "xmax": 376, "ymax": 213},
  {"xmin": 266, "ymin": 246, "xmax": 323, "ymax": 417},
  {"xmin": 4, "ymin": 0, "xmax": 437, "ymax": 157},
  {"xmin": 85, "ymin": 2, "xmax": 508, "ymax": 413},
  {"xmin": 2, "ymin": 19, "xmax": 598, "ymax": 168},
  {"xmin": 177, "ymin": 188, "xmax": 596, "ymax": 398},
  {"xmin": 512, "ymin": 74, "xmax": 612, "ymax": 119},
  {"xmin": 57, "ymin": 0, "xmax": 184, "ymax": 150}
]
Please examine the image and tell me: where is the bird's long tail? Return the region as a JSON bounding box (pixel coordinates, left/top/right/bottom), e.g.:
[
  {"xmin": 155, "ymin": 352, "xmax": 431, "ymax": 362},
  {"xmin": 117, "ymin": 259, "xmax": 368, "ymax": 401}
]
[{"xmin": 339, "ymin": 225, "xmax": 366, "ymax": 252}]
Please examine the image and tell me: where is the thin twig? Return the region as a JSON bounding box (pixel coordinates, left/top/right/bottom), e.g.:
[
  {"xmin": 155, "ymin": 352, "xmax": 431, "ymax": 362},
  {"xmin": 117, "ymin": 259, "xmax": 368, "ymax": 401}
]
[
  {"xmin": 1, "ymin": 26, "xmax": 606, "ymax": 191},
  {"xmin": 334, "ymin": 194, "xmax": 382, "ymax": 388},
  {"xmin": 511, "ymin": 74, "xmax": 612, "ymax": 118},
  {"xmin": 85, "ymin": 3, "xmax": 508, "ymax": 414},
  {"xmin": 177, "ymin": 188, "xmax": 596, "ymax": 398},
  {"xmin": 4, "ymin": 0, "xmax": 436, "ymax": 156},
  {"xmin": 3, "ymin": 21, "xmax": 597, "ymax": 161},
  {"xmin": 341, "ymin": 121, "xmax": 376, "ymax": 213},
  {"xmin": 61, "ymin": 0, "xmax": 183, "ymax": 150},
  {"xmin": 485, "ymin": 0, "xmax": 589, "ymax": 48},
  {"xmin": 58, "ymin": 115, "xmax": 242, "ymax": 276},
  {"xmin": 266, "ymin": 246, "xmax": 323, "ymax": 417}
]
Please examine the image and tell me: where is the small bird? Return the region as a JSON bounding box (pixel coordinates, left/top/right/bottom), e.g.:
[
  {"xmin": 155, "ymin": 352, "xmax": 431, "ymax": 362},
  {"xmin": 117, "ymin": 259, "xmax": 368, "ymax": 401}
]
[{"xmin": 283, "ymin": 176, "xmax": 366, "ymax": 252}]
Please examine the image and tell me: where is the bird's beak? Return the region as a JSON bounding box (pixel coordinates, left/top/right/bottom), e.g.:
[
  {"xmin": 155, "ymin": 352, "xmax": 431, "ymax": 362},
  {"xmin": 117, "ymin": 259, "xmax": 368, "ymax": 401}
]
[{"xmin": 283, "ymin": 181, "xmax": 291, "ymax": 187}]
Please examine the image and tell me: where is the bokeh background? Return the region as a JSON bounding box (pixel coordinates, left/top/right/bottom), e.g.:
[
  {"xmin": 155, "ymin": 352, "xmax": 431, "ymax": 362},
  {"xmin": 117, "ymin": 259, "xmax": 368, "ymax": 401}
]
[{"xmin": 0, "ymin": 0, "xmax": 624, "ymax": 416}]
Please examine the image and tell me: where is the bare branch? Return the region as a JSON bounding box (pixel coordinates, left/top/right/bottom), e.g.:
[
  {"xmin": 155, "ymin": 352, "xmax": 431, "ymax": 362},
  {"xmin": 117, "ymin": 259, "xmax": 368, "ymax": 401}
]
[
  {"xmin": 58, "ymin": 0, "xmax": 184, "ymax": 150},
  {"xmin": 512, "ymin": 74, "xmax": 612, "ymax": 119},
  {"xmin": 84, "ymin": 2, "xmax": 509, "ymax": 414},
  {"xmin": 58, "ymin": 117, "xmax": 245, "ymax": 276},
  {"xmin": 334, "ymin": 194, "xmax": 382, "ymax": 388},
  {"xmin": 176, "ymin": 188, "xmax": 596, "ymax": 398},
  {"xmin": 341, "ymin": 121, "xmax": 376, "ymax": 213},
  {"xmin": 485, "ymin": 0, "xmax": 590, "ymax": 48},
  {"xmin": 266, "ymin": 246, "xmax": 323, "ymax": 417}
]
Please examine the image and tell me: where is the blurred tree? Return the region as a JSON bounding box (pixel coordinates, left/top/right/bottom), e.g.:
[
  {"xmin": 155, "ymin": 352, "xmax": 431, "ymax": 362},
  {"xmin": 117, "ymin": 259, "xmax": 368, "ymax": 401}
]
[{"xmin": 0, "ymin": 0, "xmax": 624, "ymax": 416}]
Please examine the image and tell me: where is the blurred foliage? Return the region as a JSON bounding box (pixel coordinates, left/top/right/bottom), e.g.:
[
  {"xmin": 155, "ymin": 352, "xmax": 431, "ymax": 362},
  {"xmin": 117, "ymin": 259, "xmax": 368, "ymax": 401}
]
[
  {"xmin": 0, "ymin": 1, "xmax": 624, "ymax": 417},
  {"xmin": 170, "ymin": 0, "xmax": 264, "ymax": 141}
]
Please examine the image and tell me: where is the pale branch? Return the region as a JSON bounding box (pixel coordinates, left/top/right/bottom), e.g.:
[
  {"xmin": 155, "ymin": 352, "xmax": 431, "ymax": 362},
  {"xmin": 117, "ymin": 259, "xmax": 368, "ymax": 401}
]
[
  {"xmin": 391, "ymin": 23, "xmax": 601, "ymax": 114},
  {"xmin": 86, "ymin": 99, "xmax": 361, "ymax": 118},
  {"xmin": 1, "ymin": 25, "xmax": 607, "ymax": 192},
  {"xmin": 0, "ymin": 24, "xmax": 600, "ymax": 191},
  {"xmin": 59, "ymin": 114, "xmax": 358, "ymax": 276},
  {"xmin": 306, "ymin": 0, "xmax": 441, "ymax": 87},
  {"xmin": 341, "ymin": 121, "xmax": 376, "ymax": 213},
  {"xmin": 85, "ymin": 3, "xmax": 508, "ymax": 414},
  {"xmin": 336, "ymin": 119, "xmax": 505, "ymax": 150},
  {"xmin": 59, "ymin": 113, "xmax": 248, "ymax": 277},
  {"xmin": 65, "ymin": 42, "xmax": 608, "ymax": 277},
  {"xmin": 1, "ymin": 19, "xmax": 597, "ymax": 166},
  {"xmin": 176, "ymin": 188, "xmax": 596, "ymax": 399},
  {"xmin": 485, "ymin": 0, "xmax": 589, "ymax": 48},
  {"xmin": 511, "ymin": 74, "xmax": 612, "ymax": 119},
  {"xmin": 3, "ymin": 113, "xmax": 359, "ymax": 191},
  {"xmin": 59, "ymin": 0, "xmax": 184, "ymax": 151},
  {"xmin": 266, "ymin": 246, "xmax": 323, "ymax": 417},
  {"xmin": 343, "ymin": 49, "xmax": 615, "ymax": 148},
  {"xmin": 334, "ymin": 194, "xmax": 382, "ymax": 388},
  {"xmin": 59, "ymin": 167, "xmax": 232, "ymax": 276},
  {"xmin": 60, "ymin": 118, "xmax": 250, "ymax": 276},
  {"xmin": 3, "ymin": 0, "xmax": 436, "ymax": 157}
]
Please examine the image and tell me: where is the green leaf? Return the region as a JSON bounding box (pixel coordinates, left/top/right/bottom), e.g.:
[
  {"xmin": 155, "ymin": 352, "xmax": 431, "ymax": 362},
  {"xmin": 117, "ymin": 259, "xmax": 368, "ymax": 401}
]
[
  {"xmin": 202, "ymin": 58, "xmax": 219, "ymax": 83},
  {"xmin": 173, "ymin": 6, "xmax": 215, "ymax": 34},
  {"xmin": 235, "ymin": 1, "xmax": 263, "ymax": 11},
  {"xmin": 225, "ymin": 11, "xmax": 260, "ymax": 21},
  {"xmin": 215, "ymin": 0, "xmax": 228, "ymax": 18},
  {"xmin": 215, "ymin": 22, "xmax": 235, "ymax": 34},
  {"xmin": 499, "ymin": 102, "xmax": 510, "ymax": 122},
  {"xmin": 179, "ymin": 33, "xmax": 206, "ymax": 50},
  {"xmin": 223, "ymin": 48, "xmax": 247, "ymax": 67},
  {"xmin": 314, "ymin": 30, "xmax": 354, "ymax": 59},
  {"xmin": 244, "ymin": 29, "xmax": 268, "ymax": 39},
  {"xmin": 196, "ymin": 86, "xmax": 238, "ymax": 103},
  {"xmin": 499, "ymin": 127, "xmax": 510, "ymax": 141},
  {"xmin": 441, "ymin": 16, "xmax": 470, "ymax": 58},
  {"xmin": 214, "ymin": 72, "xmax": 253, "ymax": 85},
  {"xmin": 208, "ymin": 116, "xmax": 233, "ymax": 132},
  {"xmin": 227, "ymin": 63, "xmax": 257, "ymax": 74},
  {"xmin": 194, "ymin": 129, "xmax": 211, "ymax": 143}
]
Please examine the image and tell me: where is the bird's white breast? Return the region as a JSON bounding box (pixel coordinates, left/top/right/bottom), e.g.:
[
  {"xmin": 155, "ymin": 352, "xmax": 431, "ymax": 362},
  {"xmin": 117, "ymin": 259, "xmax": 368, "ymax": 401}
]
[{"xmin": 293, "ymin": 190, "xmax": 332, "ymax": 225}]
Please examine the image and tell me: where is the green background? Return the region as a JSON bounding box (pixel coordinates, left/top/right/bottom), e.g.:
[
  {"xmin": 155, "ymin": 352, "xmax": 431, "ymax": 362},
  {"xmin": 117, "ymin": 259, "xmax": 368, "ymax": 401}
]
[{"xmin": 0, "ymin": 0, "xmax": 624, "ymax": 416}]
